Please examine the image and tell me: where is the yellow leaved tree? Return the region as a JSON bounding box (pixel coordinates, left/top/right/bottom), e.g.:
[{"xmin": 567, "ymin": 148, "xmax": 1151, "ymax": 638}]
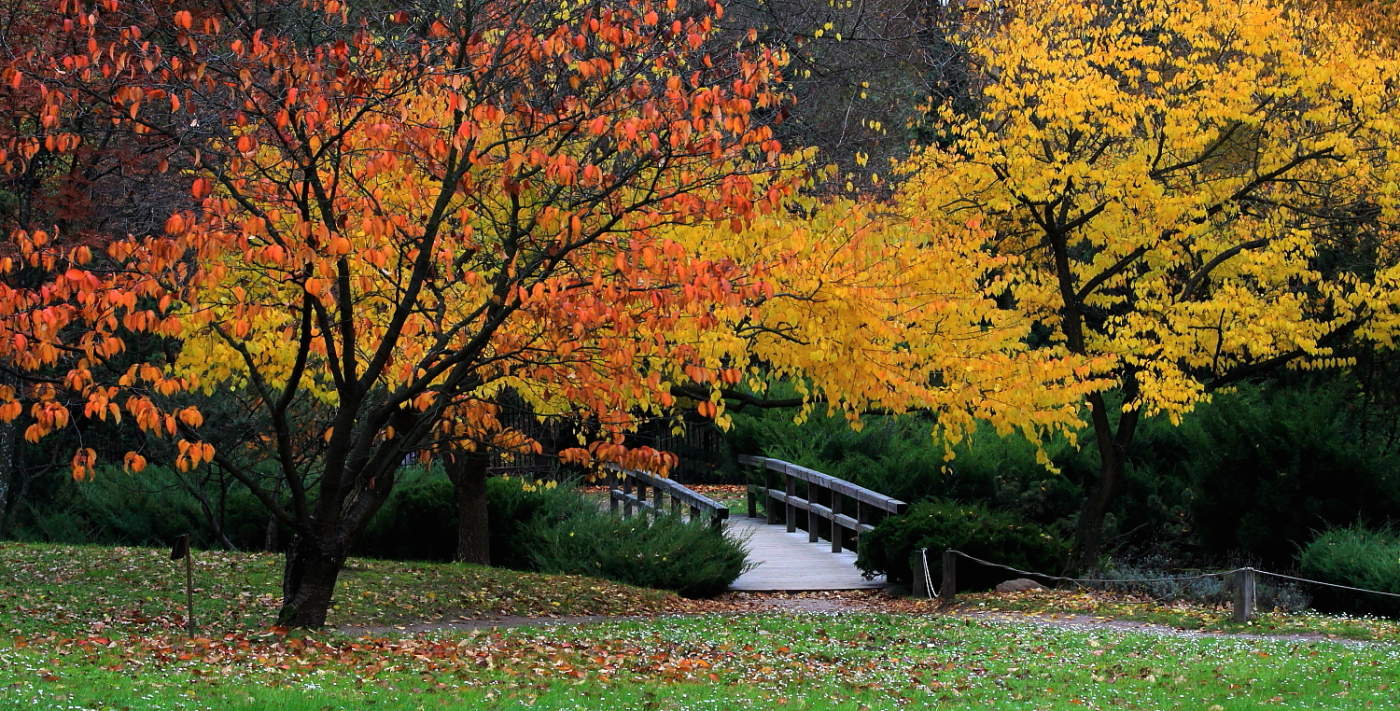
[
  {"xmin": 664, "ymin": 183, "xmax": 1103, "ymax": 449},
  {"xmin": 902, "ymin": 0, "xmax": 1400, "ymax": 570}
]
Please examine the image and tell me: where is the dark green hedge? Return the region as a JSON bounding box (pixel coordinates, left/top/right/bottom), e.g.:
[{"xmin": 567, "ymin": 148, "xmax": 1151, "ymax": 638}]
[
  {"xmin": 525, "ymin": 511, "xmax": 748, "ymax": 597},
  {"xmin": 856, "ymin": 499, "xmax": 1067, "ymax": 591},
  {"xmin": 1299, "ymin": 526, "xmax": 1400, "ymax": 618}
]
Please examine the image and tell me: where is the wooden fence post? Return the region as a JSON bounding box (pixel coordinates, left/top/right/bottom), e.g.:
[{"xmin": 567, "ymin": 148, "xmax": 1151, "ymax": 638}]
[
  {"xmin": 807, "ymin": 481, "xmax": 819, "ymax": 543},
  {"xmin": 1233, "ymin": 568, "xmax": 1256, "ymax": 622},
  {"xmin": 941, "ymin": 550, "xmax": 958, "ymax": 602},
  {"xmin": 910, "ymin": 552, "xmax": 929, "ymax": 598},
  {"xmin": 170, "ymin": 534, "xmax": 194, "ymax": 638}
]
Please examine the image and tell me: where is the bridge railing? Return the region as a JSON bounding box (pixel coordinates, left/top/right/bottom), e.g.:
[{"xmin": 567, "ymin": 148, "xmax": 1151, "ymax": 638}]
[
  {"xmin": 607, "ymin": 465, "xmax": 729, "ymax": 529},
  {"xmin": 739, "ymin": 455, "xmax": 907, "ymax": 553}
]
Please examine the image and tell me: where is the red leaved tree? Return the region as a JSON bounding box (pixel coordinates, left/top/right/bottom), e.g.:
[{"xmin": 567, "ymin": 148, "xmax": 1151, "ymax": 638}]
[{"xmin": 1, "ymin": 0, "xmax": 793, "ymax": 626}]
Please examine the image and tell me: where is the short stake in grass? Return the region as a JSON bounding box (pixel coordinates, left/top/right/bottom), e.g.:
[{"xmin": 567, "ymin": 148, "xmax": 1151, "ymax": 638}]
[
  {"xmin": 1233, "ymin": 567, "xmax": 1257, "ymax": 623},
  {"xmin": 169, "ymin": 534, "xmax": 194, "ymax": 637}
]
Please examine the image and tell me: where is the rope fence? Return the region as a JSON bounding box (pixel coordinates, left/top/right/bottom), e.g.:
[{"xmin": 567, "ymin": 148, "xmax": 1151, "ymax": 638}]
[{"xmin": 911, "ymin": 548, "xmax": 1400, "ymax": 622}]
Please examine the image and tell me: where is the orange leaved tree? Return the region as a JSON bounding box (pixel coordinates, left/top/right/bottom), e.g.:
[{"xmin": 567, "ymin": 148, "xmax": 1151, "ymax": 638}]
[{"xmin": 1, "ymin": 0, "xmax": 796, "ymax": 626}]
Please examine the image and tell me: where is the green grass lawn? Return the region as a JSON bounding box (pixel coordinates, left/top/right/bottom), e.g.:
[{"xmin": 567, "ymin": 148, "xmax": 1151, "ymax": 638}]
[
  {"xmin": 2, "ymin": 613, "xmax": 1396, "ymax": 710},
  {"xmin": 0, "ymin": 541, "xmax": 688, "ymax": 637},
  {"xmin": 1, "ymin": 542, "xmax": 1397, "ymax": 710}
]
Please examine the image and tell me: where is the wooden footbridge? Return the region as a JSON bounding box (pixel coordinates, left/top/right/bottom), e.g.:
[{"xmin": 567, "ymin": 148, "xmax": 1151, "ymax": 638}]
[{"xmin": 609, "ymin": 456, "xmax": 907, "ymax": 591}]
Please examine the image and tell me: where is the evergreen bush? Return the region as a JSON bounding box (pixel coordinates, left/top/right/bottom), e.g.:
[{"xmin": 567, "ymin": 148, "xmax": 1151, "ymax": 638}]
[
  {"xmin": 1299, "ymin": 526, "xmax": 1400, "ymax": 618},
  {"xmin": 1184, "ymin": 384, "xmax": 1400, "ymax": 567},
  {"xmin": 856, "ymin": 499, "xmax": 1067, "ymax": 590},
  {"xmin": 525, "ymin": 511, "xmax": 749, "ymax": 597},
  {"xmin": 483, "ymin": 476, "xmax": 583, "ymax": 569}
]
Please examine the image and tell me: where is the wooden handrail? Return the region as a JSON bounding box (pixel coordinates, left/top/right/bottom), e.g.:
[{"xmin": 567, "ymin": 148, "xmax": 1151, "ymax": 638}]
[
  {"xmin": 606, "ymin": 465, "xmax": 729, "ymax": 529},
  {"xmin": 739, "ymin": 454, "xmax": 907, "ymax": 553}
]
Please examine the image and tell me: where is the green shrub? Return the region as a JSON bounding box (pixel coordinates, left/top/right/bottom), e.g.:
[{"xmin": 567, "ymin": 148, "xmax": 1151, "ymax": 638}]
[
  {"xmin": 1299, "ymin": 526, "xmax": 1400, "ymax": 618},
  {"xmin": 357, "ymin": 468, "xmax": 456, "ymax": 561},
  {"xmin": 7, "ymin": 466, "xmax": 249, "ymax": 549},
  {"xmin": 1184, "ymin": 383, "xmax": 1400, "ymax": 567},
  {"xmin": 484, "ymin": 477, "xmax": 583, "ymax": 569},
  {"xmin": 359, "ymin": 473, "xmax": 585, "ymax": 565},
  {"xmin": 730, "ymin": 401, "xmax": 1088, "ymax": 538},
  {"xmin": 525, "ymin": 511, "xmax": 748, "ymax": 597},
  {"xmin": 7, "ymin": 465, "xmax": 570, "ymax": 566},
  {"xmin": 857, "ymin": 499, "xmax": 1068, "ymax": 591}
]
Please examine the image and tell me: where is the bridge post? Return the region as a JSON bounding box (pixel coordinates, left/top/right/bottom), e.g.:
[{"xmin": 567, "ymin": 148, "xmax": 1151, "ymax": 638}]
[
  {"xmin": 784, "ymin": 468, "xmax": 796, "ymax": 533},
  {"xmin": 830, "ymin": 494, "xmax": 843, "ymax": 553},
  {"xmin": 765, "ymin": 466, "xmax": 779, "ymax": 525},
  {"xmin": 807, "ymin": 481, "xmax": 819, "ymax": 543},
  {"xmin": 653, "ymin": 482, "xmax": 663, "ymax": 519},
  {"xmin": 623, "ymin": 476, "xmax": 633, "ymax": 517},
  {"xmin": 854, "ymin": 501, "xmax": 866, "ymax": 550}
]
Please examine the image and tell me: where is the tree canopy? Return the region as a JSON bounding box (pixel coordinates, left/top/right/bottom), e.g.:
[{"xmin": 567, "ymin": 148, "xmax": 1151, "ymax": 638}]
[{"xmin": 899, "ymin": 0, "xmax": 1400, "ymax": 567}]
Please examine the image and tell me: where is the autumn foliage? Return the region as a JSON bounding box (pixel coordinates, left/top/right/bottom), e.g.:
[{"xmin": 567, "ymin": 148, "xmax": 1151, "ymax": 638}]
[
  {"xmin": 6, "ymin": 0, "xmax": 1395, "ymax": 625},
  {"xmin": 0, "ymin": 0, "xmax": 810, "ymax": 626}
]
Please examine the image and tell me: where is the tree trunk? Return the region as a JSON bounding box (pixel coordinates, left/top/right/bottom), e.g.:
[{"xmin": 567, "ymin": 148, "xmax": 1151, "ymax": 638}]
[
  {"xmin": 0, "ymin": 372, "xmax": 16, "ymax": 534},
  {"xmin": 277, "ymin": 536, "xmax": 346, "ymax": 628},
  {"xmin": 264, "ymin": 516, "xmax": 280, "ymax": 552},
  {"xmin": 447, "ymin": 450, "xmax": 491, "ymax": 565},
  {"xmin": 0, "ymin": 420, "xmax": 14, "ymax": 535},
  {"xmin": 1070, "ymin": 454, "xmax": 1123, "ymax": 573},
  {"xmin": 1069, "ymin": 391, "xmax": 1140, "ymax": 574}
]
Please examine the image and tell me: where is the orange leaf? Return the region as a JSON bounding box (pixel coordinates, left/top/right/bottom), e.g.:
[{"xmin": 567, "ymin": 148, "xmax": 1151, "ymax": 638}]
[
  {"xmin": 177, "ymin": 407, "xmax": 203, "ymax": 428},
  {"xmin": 124, "ymin": 452, "xmax": 147, "ymax": 473},
  {"xmin": 164, "ymin": 213, "xmax": 186, "ymax": 235}
]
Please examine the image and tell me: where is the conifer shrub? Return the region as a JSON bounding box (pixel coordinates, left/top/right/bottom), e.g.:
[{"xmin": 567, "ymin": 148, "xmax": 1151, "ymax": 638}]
[
  {"xmin": 857, "ymin": 499, "xmax": 1067, "ymax": 591},
  {"xmin": 1299, "ymin": 526, "xmax": 1400, "ymax": 617},
  {"xmin": 524, "ymin": 511, "xmax": 749, "ymax": 597}
]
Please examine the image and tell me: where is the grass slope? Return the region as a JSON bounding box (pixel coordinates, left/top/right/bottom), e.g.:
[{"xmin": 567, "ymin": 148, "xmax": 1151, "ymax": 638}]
[{"xmin": 0, "ymin": 541, "xmax": 688, "ymax": 637}]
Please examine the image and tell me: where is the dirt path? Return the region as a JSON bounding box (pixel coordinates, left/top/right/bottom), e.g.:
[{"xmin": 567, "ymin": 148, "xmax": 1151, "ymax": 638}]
[
  {"xmin": 337, "ymin": 595, "xmax": 883, "ymax": 637},
  {"xmin": 338, "ymin": 593, "xmax": 1386, "ymax": 647},
  {"xmin": 946, "ymin": 608, "xmax": 1382, "ymax": 648}
]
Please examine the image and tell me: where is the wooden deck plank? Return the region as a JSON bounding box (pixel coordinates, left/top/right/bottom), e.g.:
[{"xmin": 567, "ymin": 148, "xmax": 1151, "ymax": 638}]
[{"xmin": 726, "ymin": 516, "xmax": 886, "ymax": 591}]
